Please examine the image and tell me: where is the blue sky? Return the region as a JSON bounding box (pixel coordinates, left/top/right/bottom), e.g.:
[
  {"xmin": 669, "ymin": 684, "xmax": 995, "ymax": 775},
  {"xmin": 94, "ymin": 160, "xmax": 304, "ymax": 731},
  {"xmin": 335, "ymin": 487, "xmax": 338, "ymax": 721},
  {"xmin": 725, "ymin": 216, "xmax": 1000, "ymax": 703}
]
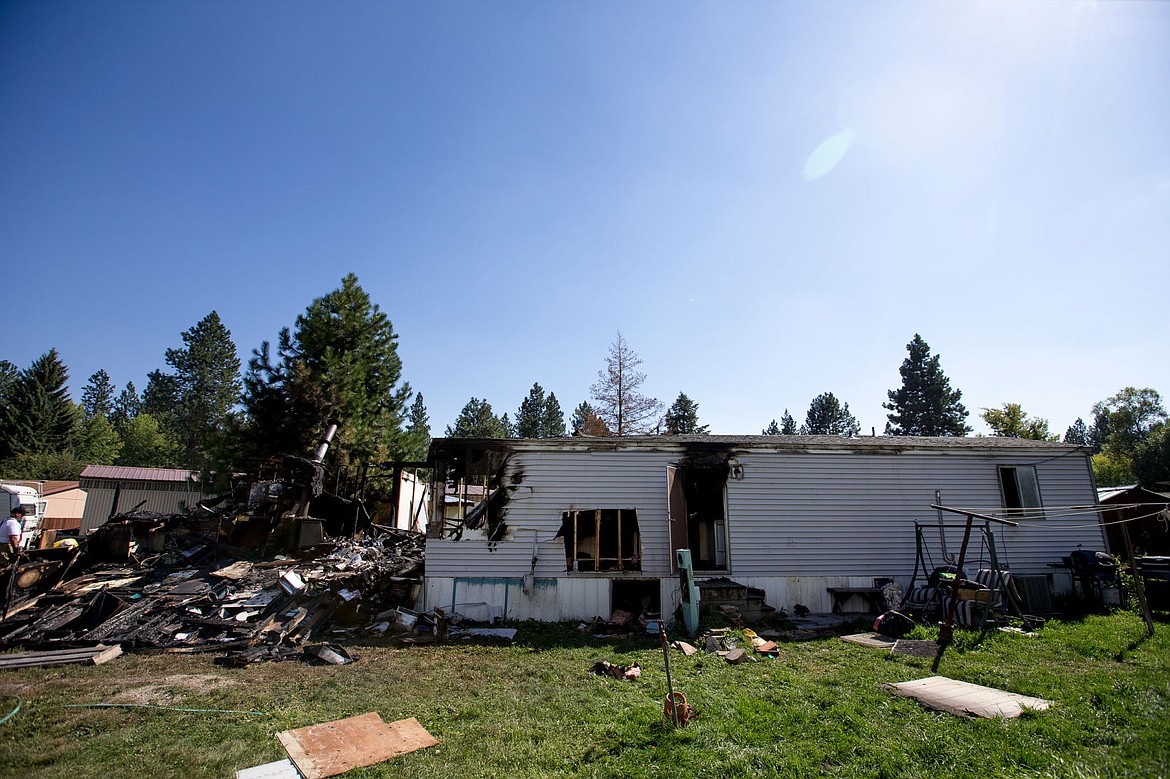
[{"xmin": 2, "ymin": 1, "xmax": 1167, "ymax": 438}]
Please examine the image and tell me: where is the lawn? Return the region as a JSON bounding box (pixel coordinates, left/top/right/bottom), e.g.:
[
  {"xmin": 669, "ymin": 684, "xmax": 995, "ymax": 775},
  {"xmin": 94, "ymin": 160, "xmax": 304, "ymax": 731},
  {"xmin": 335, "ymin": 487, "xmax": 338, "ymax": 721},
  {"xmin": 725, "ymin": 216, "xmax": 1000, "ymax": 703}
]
[{"xmin": 0, "ymin": 611, "xmax": 1166, "ymax": 779}]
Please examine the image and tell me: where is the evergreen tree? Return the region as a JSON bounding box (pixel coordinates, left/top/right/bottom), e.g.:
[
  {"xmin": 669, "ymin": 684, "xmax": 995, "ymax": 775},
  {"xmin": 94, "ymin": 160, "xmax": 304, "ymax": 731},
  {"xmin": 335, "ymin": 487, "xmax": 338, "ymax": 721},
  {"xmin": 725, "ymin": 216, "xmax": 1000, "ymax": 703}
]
[
  {"xmin": 589, "ymin": 333, "xmax": 663, "ymax": 435},
  {"xmin": 446, "ymin": 398, "xmax": 508, "ymax": 438},
  {"xmin": 884, "ymin": 334, "xmax": 970, "ymax": 436},
  {"xmin": 762, "ymin": 419, "xmax": 781, "ymax": 435},
  {"xmin": 981, "ymin": 403, "xmax": 1057, "ymax": 440},
  {"xmin": 0, "ymin": 360, "xmax": 17, "ymax": 401},
  {"xmin": 571, "ymin": 401, "xmax": 611, "ymax": 436},
  {"xmin": 403, "ymin": 393, "xmax": 431, "ymax": 461},
  {"xmin": 159, "ymin": 311, "xmax": 241, "ymax": 469},
  {"xmin": 780, "ymin": 409, "xmax": 797, "ymax": 435},
  {"xmin": 541, "ymin": 392, "xmax": 566, "ymax": 438},
  {"xmin": 800, "ymin": 392, "xmax": 861, "ymax": 436},
  {"xmin": 81, "ymin": 369, "xmax": 115, "ymax": 419},
  {"xmin": 142, "ymin": 369, "xmax": 180, "ymax": 428},
  {"xmin": 0, "ymin": 349, "xmax": 77, "ymax": 459},
  {"xmin": 1064, "ymin": 418, "xmax": 1090, "ymax": 446},
  {"xmin": 242, "ymin": 274, "xmax": 412, "ymax": 467},
  {"xmin": 111, "ymin": 380, "xmax": 142, "ymax": 427},
  {"xmin": 665, "ymin": 392, "xmax": 709, "ymax": 435},
  {"xmin": 515, "ymin": 383, "xmax": 549, "ymax": 439}
]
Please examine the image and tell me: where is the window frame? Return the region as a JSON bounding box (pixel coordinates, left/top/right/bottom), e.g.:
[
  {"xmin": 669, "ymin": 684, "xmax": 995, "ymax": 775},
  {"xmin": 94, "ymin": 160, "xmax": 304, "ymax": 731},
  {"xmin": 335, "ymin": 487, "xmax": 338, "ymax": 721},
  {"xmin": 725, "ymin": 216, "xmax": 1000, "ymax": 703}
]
[{"xmin": 997, "ymin": 464, "xmax": 1043, "ymax": 517}]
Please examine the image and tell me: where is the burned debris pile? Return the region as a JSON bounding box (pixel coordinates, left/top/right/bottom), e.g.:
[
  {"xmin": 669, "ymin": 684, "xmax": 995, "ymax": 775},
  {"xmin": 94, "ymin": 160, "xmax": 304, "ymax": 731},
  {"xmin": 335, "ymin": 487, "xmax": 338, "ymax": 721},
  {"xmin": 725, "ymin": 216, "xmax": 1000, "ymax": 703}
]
[{"xmin": 0, "ymin": 512, "xmax": 427, "ymax": 664}]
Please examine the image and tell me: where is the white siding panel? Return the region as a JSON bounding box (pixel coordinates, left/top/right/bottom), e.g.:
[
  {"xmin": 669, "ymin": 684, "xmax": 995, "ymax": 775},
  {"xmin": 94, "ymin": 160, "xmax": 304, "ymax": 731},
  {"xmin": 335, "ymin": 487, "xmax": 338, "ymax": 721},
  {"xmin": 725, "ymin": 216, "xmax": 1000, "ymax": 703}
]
[
  {"xmin": 427, "ymin": 449, "xmax": 678, "ymax": 578},
  {"xmin": 427, "ymin": 444, "xmax": 1103, "ymax": 620}
]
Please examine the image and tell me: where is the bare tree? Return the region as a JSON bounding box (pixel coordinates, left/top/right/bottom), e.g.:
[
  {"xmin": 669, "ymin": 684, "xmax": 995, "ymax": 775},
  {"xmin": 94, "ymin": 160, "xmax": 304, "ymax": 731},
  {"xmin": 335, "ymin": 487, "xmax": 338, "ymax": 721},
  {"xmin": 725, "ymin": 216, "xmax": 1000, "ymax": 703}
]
[{"xmin": 589, "ymin": 333, "xmax": 663, "ymax": 436}]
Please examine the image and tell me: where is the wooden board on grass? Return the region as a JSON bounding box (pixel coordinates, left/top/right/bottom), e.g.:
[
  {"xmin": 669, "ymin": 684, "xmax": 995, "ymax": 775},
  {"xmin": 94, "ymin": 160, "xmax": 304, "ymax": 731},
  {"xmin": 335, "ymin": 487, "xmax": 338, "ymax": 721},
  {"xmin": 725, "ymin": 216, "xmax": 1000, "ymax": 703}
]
[
  {"xmin": 885, "ymin": 675, "xmax": 1052, "ymax": 718},
  {"xmin": 277, "ymin": 713, "xmax": 437, "ymax": 779}
]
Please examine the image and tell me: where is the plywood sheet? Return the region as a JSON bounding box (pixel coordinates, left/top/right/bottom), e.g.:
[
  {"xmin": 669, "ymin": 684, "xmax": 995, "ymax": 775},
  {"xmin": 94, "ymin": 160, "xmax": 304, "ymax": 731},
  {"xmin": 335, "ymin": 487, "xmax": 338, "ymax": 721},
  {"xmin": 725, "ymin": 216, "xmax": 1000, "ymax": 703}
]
[
  {"xmin": 277, "ymin": 713, "xmax": 437, "ymax": 779},
  {"xmin": 840, "ymin": 632, "xmax": 896, "ymax": 649},
  {"xmin": 885, "ymin": 675, "xmax": 1053, "ymax": 719}
]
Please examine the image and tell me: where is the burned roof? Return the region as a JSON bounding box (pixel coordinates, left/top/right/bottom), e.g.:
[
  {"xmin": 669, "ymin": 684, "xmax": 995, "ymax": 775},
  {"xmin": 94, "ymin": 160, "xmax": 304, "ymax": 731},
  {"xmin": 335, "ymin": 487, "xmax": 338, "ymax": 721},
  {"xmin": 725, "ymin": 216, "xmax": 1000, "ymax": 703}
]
[{"xmin": 430, "ymin": 434, "xmax": 1086, "ymax": 459}]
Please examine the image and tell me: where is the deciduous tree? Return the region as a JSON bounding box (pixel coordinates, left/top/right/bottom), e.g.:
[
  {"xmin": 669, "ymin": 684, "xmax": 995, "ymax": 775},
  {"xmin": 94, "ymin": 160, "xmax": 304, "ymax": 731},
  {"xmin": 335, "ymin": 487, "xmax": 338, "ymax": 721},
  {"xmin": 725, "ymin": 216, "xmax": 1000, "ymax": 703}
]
[
  {"xmin": 884, "ymin": 334, "xmax": 970, "ymax": 436},
  {"xmin": 116, "ymin": 413, "xmax": 178, "ymax": 468},
  {"xmin": 589, "ymin": 333, "xmax": 663, "ymax": 436},
  {"xmin": 571, "ymin": 402, "xmax": 611, "ymax": 436},
  {"xmin": 801, "ymin": 392, "xmax": 860, "ymax": 436},
  {"xmin": 981, "ymin": 403, "xmax": 1057, "ymax": 441},
  {"xmin": 665, "ymin": 392, "xmax": 709, "ymax": 435}
]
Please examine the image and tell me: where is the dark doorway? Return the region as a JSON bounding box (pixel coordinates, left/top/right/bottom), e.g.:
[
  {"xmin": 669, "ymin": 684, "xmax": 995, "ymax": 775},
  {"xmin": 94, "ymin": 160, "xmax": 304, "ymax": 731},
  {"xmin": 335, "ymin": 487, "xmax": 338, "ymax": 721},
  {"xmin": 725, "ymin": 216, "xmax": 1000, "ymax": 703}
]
[{"xmin": 667, "ymin": 465, "xmax": 728, "ymax": 572}]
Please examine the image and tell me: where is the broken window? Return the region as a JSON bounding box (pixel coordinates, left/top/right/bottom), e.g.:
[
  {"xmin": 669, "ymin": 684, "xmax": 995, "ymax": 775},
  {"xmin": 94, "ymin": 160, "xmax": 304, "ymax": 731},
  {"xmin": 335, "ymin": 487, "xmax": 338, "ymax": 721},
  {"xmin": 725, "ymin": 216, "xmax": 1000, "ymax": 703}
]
[
  {"xmin": 557, "ymin": 509, "xmax": 641, "ymax": 572},
  {"xmin": 998, "ymin": 465, "xmax": 1042, "ymax": 517}
]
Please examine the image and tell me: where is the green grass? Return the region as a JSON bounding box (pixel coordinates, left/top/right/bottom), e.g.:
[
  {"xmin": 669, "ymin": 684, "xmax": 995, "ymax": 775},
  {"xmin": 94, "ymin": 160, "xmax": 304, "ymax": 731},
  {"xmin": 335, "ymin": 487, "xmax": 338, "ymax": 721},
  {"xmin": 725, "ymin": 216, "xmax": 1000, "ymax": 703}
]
[{"xmin": 1, "ymin": 612, "xmax": 1167, "ymax": 778}]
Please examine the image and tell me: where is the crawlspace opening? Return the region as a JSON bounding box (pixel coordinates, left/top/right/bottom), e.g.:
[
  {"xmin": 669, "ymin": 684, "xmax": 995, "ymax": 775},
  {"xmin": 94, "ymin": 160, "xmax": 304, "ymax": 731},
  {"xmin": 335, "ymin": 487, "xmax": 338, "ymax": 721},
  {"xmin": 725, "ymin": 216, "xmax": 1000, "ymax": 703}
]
[{"xmin": 612, "ymin": 579, "xmax": 660, "ymax": 616}]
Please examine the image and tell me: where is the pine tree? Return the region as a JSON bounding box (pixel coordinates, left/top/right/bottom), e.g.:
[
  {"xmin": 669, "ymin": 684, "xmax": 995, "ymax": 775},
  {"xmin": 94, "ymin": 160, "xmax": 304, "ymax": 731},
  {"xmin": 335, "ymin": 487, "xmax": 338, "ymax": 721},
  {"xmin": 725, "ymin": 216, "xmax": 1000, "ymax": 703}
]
[
  {"xmin": 1064, "ymin": 418, "xmax": 1090, "ymax": 446},
  {"xmin": 780, "ymin": 410, "xmax": 797, "ymax": 435},
  {"xmin": 159, "ymin": 311, "xmax": 242, "ymax": 469},
  {"xmin": 884, "ymin": 334, "xmax": 970, "ymax": 436},
  {"xmin": 0, "ymin": 349, "xmax": 77, "ymax": 459},
  {"xmin": 571, "ymin": 401, "xmax": 611, "ymax": 436},
  {"xmin": 762, "ymin": 420, "xmax": 781, "ymax": 435},
  {"xmin": 81, "ymin": 369, "xmax": 115, "ymax": 419},
  {"xmin": 589, "ymin": 333, "xmax": 663, "ymax": 436},
  {"xmin": 242, "ymin": 274, "xmax": 412, "ymax": 466},
  {"xmin": 446, "ymin": 398, "xmax": 508, "ymax": 438},
  {"xmin": 515, "ymin": 383, "xmax": 548, "ymax": 439},
  {"xmin": 800, "ymin": 392, "xmax": 861, "ymax": 436},
  {"xmin": 541, "ymin": 392, "xmax": 566, "ymax": 438},
  {"xmin": 111, "ymin": 381, "xmax": 142, "ymax": 427},
  {"xmin": 404, "ymin": 393, "xmax": 431, "ymax": 461},
  {"xmin": 665, "ymin": 392, "xmax": 709, "ymax": 435}
]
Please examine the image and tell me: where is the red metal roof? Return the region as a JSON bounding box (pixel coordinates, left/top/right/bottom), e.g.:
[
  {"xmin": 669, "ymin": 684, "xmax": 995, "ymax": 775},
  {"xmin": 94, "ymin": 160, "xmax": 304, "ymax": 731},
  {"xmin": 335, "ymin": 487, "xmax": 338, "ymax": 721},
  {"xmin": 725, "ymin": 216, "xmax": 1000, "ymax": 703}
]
[{"xmin": 79, "ymin": 465, "xmax": 200, "ymax": 482}]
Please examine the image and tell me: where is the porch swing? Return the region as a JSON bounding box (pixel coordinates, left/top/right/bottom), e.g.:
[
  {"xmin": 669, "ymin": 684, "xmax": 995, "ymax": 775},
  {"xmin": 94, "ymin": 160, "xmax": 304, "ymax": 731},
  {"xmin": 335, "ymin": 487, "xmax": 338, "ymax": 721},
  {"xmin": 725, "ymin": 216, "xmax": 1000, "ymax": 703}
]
[{"xmin": 900, "ymin": 509, "xmax": 1024, "ymax": 631}]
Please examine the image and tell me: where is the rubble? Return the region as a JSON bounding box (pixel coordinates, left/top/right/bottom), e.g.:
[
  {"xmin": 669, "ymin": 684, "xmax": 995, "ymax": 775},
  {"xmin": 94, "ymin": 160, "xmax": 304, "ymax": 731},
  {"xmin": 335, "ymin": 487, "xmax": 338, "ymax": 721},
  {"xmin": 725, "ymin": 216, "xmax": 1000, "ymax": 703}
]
[{"xmin": 0, "ymin": 514, "xmax": 428, "ymax": 664}]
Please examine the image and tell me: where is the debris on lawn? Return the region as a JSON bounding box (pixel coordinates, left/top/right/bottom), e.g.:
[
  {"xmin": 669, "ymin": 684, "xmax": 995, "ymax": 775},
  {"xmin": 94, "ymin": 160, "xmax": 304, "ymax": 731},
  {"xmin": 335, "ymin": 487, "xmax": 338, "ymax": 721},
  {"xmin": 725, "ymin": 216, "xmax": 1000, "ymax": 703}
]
[
  {"xmin": 236, "ymin": 758, "xmax": 300, "ymax": 779},
  {"xmin": 590, "ymin": 660, "xmax": 642, "ymax": 680},
  {"xmin": 891, "ymin": 639, "xmax": 943, "ymax": 659},
  {"xmin": 663, "ymin": 691, "xmax": 697, "ymax": 727},
  {"xmin": 672, "ymin": 640, "xmax": 698, "ymax": 656},
  {"xmin": 276, "ymin": 712, "xmax": 438, "ymax": 779},
  {"xmin": 884, "ymin": 675, "xmax": 1053, "ymax": 719},
  {"xmin": 0, "ymin": 644, "xmax": 122, "ymax": 670},
  {"xmin": 840, "ymin": 632, "xmax": 897, "ymax": 649}
]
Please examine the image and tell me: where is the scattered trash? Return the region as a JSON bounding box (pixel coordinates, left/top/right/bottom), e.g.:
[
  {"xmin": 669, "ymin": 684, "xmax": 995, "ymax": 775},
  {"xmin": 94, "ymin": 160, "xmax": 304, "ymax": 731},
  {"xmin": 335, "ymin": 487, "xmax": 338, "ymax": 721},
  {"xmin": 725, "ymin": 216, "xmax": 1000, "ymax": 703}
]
[
  {"xmin": 672, "ymin": 641, "xmax": 698, "ymax": 656},
  {"xmin": 277, "ymin": 713, "xmax": 438, "ymax": 779},
  {"xmin": 663, "ymin": 691, "xmax": 697, "ymax": 727},
  {"xmin": 590, "ymin": 660, "xmax": 642, "ymax": 680},
  {"xmin": 0, "ymin": 644, "xmax": 122, "ymax": 670},
  {"xmin": 304, "ymin": 644, "xmax": 358, "ymax": 665},
  {"xmin": 236, "ymin": 758, "xmax": 300, "ymax": 779}
]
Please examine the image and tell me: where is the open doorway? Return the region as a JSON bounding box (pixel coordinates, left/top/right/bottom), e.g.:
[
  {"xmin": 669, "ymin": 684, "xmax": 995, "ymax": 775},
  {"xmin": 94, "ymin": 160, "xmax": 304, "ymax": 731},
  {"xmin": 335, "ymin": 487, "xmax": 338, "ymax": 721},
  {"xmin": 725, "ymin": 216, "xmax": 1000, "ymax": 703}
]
[{"xmin": 667, "ymin": 465, "xmax": 728, "ymax": 572}]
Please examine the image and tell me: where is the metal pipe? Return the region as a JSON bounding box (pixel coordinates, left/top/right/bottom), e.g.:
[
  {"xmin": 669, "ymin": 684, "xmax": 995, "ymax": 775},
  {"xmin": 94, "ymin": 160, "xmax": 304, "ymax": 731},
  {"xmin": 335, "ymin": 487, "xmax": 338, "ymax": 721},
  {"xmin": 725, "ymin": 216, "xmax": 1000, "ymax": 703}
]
[{"xmin": 312, "ymin": 419, "xmax": 342, "ymax": 463}]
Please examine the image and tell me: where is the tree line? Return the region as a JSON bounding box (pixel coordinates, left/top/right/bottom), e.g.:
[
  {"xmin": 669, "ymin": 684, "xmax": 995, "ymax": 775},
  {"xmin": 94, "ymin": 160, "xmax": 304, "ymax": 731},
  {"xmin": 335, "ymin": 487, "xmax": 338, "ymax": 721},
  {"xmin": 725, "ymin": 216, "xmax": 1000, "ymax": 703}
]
[{"xmin": 2, "ymin": 280, "xmax": 1165, "ymax": 491}]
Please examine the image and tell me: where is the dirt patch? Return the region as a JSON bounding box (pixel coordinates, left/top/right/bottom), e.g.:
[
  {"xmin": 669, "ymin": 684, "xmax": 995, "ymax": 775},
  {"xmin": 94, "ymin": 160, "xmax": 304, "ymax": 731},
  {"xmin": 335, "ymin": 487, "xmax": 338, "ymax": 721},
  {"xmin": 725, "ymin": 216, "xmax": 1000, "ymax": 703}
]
[{"xmin": 111, "ymin": 673, "xmax": 240, "ymax": 705}]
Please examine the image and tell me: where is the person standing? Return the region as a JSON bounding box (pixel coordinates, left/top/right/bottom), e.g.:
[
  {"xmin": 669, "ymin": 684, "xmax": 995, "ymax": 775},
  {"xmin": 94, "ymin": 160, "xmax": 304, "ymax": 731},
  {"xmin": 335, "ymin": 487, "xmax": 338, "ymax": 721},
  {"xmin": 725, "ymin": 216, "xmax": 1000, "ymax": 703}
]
[{"xmin": 1, "ymin": 505, "xmax": 25, "ymax": 565}]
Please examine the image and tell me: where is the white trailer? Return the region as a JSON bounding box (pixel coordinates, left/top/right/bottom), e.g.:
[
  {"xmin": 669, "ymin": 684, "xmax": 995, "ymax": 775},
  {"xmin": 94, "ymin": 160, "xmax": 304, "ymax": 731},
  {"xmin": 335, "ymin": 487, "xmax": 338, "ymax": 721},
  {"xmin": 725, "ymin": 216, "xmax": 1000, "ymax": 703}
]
[{"xmin": 0, "ymin": 482, "xmax": 46, "ymax": 548}]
